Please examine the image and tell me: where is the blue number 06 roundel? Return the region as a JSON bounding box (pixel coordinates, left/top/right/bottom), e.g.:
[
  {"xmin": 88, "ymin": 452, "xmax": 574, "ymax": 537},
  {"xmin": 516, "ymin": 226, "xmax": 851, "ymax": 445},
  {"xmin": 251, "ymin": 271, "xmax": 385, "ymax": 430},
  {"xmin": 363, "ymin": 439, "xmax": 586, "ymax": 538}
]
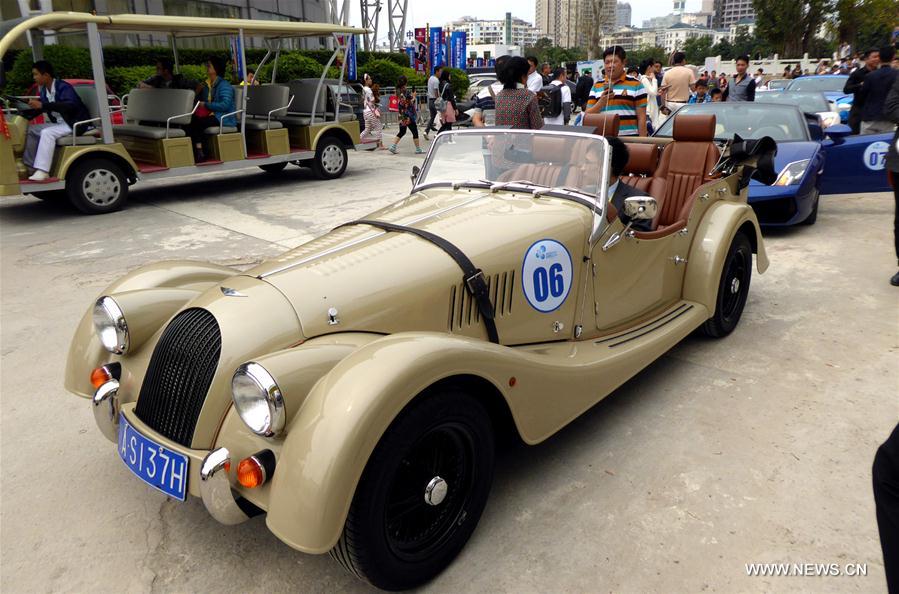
[{"xmin": 521, "ymin": 239, "xmax": 573, "ymax": 313}]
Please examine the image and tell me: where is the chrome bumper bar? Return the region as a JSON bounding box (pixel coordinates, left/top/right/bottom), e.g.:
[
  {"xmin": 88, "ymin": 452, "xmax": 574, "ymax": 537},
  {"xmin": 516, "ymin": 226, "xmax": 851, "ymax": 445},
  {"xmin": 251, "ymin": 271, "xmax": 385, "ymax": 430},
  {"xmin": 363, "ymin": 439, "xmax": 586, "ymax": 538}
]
[
  {"xmin": 92, "ymin": 383, "xmax": 254, "ymax": 525},
  {"xmin": 200, "ymin": 448, "xmax": 253, "ymax": 525},
  {"xmin": 92, "ymin": 380, "xmax": 120, "ymax": 442}
]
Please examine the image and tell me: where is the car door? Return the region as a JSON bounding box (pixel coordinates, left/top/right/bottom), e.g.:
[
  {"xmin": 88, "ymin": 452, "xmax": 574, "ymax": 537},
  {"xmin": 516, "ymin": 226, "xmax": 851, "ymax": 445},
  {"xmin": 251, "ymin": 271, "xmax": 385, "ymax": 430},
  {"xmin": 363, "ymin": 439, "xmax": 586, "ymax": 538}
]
[
  {"xmin": 820, "ymin": 132, "xmax": 893, "ymax": 194},
  {"xmin": 591, "ymin": 222, "xmax": 691, "ymax": 331}
]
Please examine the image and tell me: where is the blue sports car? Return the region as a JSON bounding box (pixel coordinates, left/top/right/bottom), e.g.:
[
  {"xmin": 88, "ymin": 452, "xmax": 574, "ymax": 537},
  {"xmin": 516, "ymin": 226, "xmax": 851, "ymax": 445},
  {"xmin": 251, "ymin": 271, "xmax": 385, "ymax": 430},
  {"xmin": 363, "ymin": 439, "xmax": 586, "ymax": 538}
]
[
  {"xmin": 655, "ymin": 102, "xmax": 893, "ymax": 226},
  {"xmin": 785, "ymin": 75, "xmax": 853, "ymax": 123}
]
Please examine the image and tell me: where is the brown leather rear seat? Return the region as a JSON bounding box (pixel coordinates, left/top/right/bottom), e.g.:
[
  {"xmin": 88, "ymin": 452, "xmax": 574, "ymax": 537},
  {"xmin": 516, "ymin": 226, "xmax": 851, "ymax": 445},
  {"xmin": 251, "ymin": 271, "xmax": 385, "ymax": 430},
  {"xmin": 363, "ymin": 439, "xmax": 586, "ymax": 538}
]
[
  {"xmin": 582, "ymin": 113, "xmax": 620, "ymax": 137},
  {"xmin": 619, "ymin": 142, "xmax": 660, "ymax": 192},
  {"xmin": 497, "ymin": 136, "xmax": 581, "ymax": 187}
]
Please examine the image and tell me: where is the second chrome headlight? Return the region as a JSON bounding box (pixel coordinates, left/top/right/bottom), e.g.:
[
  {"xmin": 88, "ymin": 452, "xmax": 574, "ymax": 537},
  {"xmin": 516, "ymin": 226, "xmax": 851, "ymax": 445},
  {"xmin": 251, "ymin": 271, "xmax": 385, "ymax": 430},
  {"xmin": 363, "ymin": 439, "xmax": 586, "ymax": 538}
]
[{"xmin": 231, "ymin": 362, "xmax": 285, "ymax": 437}]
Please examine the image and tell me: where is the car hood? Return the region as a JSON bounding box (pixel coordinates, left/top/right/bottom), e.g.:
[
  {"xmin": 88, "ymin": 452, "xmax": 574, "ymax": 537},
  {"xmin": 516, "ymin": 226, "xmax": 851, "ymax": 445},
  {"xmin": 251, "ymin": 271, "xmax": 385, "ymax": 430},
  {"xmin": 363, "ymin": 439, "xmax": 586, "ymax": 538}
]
[
  {"xmin": 247, "ymin": 187, "xmax": 593, "ymax": 343},
  {"xmin": 749, "ymin": 141, "xmax": 818, "ymax": 186}
]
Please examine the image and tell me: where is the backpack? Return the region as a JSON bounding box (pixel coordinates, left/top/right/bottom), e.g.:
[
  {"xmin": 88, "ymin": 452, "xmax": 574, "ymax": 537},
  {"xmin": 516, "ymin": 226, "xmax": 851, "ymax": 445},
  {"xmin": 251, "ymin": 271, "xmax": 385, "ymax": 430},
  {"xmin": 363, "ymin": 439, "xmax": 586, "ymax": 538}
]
[
  {"xmin": 539, "ymin": 83, "xmax": 563, "ymax": 118},
  {"xmin": 434, "ymin": 82, "xmax": 448, "ymax": 112}
]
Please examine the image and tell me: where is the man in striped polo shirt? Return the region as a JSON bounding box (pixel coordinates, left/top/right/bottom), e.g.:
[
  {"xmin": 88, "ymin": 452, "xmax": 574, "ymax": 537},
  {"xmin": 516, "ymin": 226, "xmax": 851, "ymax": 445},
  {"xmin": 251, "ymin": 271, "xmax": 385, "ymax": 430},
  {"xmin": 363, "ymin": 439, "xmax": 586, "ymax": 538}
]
[{"xmin": 584, "ymin": 45, "xmax": 648, "ymax": 136}]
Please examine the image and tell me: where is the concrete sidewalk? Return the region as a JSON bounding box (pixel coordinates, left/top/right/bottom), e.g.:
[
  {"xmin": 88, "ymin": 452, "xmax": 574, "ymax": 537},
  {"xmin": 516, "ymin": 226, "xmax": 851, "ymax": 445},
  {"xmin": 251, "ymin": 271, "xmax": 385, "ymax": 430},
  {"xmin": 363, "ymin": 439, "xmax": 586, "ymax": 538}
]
[{"xmin": 1, "ymin": 150, "xmax": 897, "ymax": 593}]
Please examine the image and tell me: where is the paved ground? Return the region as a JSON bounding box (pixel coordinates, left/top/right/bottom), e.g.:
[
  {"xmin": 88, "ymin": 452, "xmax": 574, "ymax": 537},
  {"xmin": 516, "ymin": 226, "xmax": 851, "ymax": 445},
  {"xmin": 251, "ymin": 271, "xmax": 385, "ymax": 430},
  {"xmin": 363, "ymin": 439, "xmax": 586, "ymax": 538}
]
[{"xmin": 1, "ymin": 148, "xmax": 897, "ymax": 593}]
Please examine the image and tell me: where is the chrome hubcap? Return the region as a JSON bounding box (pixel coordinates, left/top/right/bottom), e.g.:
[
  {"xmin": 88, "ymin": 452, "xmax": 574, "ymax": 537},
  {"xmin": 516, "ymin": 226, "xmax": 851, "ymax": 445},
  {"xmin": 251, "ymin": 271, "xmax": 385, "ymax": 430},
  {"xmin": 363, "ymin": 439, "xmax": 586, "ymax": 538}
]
[
  {"xmin": 424, "ymin": 476, "xmax": 448, "ymax": 506},
  {"xmin": 82, "ymin": 169, "xmax": 120, "ymax": 206},
  {"xmin": 321, "ymin": 145, "xmax": 344, "ymax": 174},
  {"xmin": 730, "ymin": 277, "xmax": 741, "ymax": 294}
]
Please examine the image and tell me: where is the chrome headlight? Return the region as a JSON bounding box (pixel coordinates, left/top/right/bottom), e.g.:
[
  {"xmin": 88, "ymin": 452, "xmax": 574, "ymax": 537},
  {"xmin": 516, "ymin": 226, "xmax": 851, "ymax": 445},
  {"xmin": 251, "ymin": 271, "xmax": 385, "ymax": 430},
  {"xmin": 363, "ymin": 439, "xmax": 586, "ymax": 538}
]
[
  {"xmin": 231, "ymin": 362, "xmax": 285, "ymax": 437},
  {"xmin": 774, "ymin": 159, "xmax": 810, "ymax": 186},
  {"xmin": 93, "ymin": 296, "xmax": 129, "ymax": 354}
]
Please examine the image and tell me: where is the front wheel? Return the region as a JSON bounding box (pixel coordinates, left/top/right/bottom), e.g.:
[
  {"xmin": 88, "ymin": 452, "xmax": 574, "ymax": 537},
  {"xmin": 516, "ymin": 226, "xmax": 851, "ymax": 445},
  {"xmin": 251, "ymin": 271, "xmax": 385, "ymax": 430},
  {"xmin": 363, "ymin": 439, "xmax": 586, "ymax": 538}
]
[
  {"xmin": 701, "ymin": 232, "xmax": 752, "ymax": 338},
  {"xmin": 311, "ymin": 137, "xmax": 347, "ymax": 180},
  {"xmin": 66, "ymin": 158, "xmax": 129, "ymax": 214},
  {"xmin": 331, "ymin": 387, "xmax": 495, "ymax": 590},
  {"xmin": 801, "ymin": 192, "xmax": 819, "ymax": 225}
]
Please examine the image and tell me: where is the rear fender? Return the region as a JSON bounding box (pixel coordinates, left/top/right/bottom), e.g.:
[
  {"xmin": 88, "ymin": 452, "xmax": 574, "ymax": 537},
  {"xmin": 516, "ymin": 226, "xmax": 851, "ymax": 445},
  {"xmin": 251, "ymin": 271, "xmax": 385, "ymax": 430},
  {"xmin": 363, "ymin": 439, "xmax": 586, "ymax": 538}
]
[
  {"xmin": 683, "ymin": 201, "xmax": 768, "ymax": 313},
  {"xmin": 64, "ymin": 261, "xmax": 237, "ymax": 397}
]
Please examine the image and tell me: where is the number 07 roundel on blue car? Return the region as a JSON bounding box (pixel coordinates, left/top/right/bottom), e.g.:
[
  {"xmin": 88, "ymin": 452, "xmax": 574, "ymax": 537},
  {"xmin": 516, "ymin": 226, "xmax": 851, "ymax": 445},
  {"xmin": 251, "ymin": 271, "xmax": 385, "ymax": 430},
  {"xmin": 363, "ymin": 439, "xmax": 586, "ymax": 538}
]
[{"xmin": 522, "ymin": 239, "xmax": 573, "ymax": 313}]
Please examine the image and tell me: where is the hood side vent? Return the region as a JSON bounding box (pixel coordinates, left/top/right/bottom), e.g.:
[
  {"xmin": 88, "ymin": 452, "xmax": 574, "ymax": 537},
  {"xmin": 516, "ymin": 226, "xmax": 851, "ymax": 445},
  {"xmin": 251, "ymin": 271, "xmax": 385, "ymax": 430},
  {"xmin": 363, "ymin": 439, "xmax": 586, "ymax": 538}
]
[{"xmin": 448, "ymin": 270, "xmax": 514, "ymax": 331}]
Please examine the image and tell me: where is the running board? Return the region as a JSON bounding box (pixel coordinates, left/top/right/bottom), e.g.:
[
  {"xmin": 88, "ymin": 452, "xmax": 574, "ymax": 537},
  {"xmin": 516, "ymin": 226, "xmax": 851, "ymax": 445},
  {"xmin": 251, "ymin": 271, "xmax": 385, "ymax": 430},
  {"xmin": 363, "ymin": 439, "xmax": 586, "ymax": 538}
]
[{"xmin": 595, "ymin": 302, "xmax": 696, "ymax": 348}]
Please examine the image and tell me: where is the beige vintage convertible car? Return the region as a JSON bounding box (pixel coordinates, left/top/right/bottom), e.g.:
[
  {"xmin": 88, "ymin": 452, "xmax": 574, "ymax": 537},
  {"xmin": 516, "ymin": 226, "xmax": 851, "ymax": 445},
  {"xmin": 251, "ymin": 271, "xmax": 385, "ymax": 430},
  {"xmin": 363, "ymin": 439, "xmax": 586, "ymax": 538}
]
[{"xmin": 66, "ymin": 115, "xmax": 772, "ymax": 589}]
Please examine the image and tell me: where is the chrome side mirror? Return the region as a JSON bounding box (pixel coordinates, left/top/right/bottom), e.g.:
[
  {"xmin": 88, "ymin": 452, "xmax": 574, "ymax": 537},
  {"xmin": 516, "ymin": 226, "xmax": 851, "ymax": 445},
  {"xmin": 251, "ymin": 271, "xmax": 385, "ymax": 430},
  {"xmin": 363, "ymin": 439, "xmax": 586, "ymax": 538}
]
[
  {"xmin": 623, "ymin": 196, "xmax": 657, "ymax": 220},
  {"xmin": 411, "ymin": 165, "xmax": 421, "ymax": 186}
]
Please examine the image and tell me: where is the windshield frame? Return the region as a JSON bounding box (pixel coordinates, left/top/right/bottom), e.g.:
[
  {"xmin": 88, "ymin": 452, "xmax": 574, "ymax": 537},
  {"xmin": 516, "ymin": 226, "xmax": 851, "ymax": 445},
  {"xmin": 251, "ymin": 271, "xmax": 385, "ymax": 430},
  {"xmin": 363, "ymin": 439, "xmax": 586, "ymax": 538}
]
[
  {"xmin": 414, "ymin": 127, "xmax": 612, "ymax": 212},
  {"xmin": 653, "ymin": 103, "xmax": 811, "ymax": 142}
]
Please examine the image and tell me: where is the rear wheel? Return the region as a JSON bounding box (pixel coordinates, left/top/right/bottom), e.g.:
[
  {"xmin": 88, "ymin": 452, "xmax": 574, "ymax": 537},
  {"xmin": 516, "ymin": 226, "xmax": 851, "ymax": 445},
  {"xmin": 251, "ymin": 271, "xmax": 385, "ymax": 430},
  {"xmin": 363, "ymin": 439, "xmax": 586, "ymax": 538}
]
[
  {"xmin": 331, "ymin": 387, "xmax": 495, "ymax": 590},
  {"xmin": 311, "ymin": 136, "xmax": 347, "ymax": 180},
  {"xmin": 66, "ymin": 158, "xmax": 128, "ymax": 214},
  {"xmin": 259, "ymin": 161, "xmax": 288, "ymax": 173},
  {"xmin": 701, "ymin": 232, "xmax": 752, "ymax": 338}
]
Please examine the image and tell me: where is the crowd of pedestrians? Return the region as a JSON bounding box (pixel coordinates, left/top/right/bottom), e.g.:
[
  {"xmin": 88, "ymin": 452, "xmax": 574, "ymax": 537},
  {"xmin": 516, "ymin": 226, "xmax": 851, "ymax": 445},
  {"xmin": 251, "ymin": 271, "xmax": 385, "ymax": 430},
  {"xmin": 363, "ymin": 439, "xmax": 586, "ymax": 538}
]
[{"xmin": 379, "ymin": 42, "xmax": 898, "ymax": 149}]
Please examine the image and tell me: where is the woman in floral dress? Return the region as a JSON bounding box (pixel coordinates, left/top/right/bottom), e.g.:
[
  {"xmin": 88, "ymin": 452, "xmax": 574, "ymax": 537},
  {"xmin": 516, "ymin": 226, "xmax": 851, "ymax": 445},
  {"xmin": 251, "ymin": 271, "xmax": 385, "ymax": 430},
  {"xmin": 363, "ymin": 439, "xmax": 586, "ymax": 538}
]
[{"xmin": 388, "ymin": 75, "xmax": 424, "ymax": 154}]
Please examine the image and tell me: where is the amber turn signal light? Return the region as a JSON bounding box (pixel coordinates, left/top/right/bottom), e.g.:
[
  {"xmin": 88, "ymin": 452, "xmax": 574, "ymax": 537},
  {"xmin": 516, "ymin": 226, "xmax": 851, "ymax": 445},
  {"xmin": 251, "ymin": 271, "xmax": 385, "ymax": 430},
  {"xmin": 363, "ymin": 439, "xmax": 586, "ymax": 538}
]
[
  {"xmin": 236, "ymin": 449, "xmax": 276, "ymax": 489},
  {"xmin": 91, "ymin": 366, "xmax": 113, "ymax": 389},
  {"xmin": 237, "ymin": 457, "xmax": 265, "ymax": 488}
]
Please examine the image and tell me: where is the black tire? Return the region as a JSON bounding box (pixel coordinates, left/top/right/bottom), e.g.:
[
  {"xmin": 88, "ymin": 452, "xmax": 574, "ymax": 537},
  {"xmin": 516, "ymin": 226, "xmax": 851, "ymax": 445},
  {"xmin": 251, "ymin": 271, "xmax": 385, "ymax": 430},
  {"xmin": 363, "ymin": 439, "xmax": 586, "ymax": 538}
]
[
  {"xmin": 331, "ymin": 387, "xmax": 495, "ymax": 590},
  {"xmin": 65, "ymin": 158, "xmax": 128, "ymax": 214},
  {"xmin": 311, "ymin": 136, "xmax": 348, "ymax": 180},
  {"xmin": 259, "ymin": 161, "xmax": 288, "ymax": 173},
  {"xmin": 701, "ymin": 232, "xmax": 752, "ymax": 338},
  {"xmin": 801, "ymin": 192, "xmax": 819, "ymax": 225}
]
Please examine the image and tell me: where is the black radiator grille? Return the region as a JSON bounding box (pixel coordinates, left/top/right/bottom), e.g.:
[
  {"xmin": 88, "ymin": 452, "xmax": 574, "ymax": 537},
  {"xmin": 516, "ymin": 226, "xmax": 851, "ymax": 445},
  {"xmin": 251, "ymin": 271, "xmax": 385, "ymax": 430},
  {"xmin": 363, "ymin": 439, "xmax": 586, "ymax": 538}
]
[{"xmin": 135, "ymin": 308, "xmax": 221, "ymax": 447}]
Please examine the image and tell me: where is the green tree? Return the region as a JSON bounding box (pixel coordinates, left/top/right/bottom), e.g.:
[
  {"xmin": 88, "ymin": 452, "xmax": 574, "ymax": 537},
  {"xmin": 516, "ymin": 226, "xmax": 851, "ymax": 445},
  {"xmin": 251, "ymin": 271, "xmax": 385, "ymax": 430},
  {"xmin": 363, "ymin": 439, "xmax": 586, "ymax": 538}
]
[
  {"xmin": 682, "ymin": 36, "xmax": 715, "ymax": 64},
  {"xmin": 712, "ymin": 38, "xmax": 734, "ymax": 60},
  {"xmin": 627, "ymin": 46, "xmax": 668, "ymax": 68},
  {"xmin": 753, "ymin": 0, "xmax": 831, "ymax": 57},
  {"xmin": 831, "ymin": 0, "xmax": 897, "ymax": 50}
]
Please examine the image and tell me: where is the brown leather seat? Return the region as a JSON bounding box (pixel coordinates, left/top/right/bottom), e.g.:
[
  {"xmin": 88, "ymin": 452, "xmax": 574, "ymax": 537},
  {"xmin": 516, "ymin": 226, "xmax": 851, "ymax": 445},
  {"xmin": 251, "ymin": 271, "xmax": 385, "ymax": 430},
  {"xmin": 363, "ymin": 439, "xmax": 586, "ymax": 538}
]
[
  {"xmin": 582, "ymin": 113, "xmax": 620, "ymax": 137},
  {"xmin": 497, "ymin": 136, "xmax": 581, "ymax": 187},
  {"xmin": 620, "ymin": 143, "xmax": 660, "ymax": 192},
  {"xmin": 639, "ymin": 114, "xmax": 719, "ymax": 237}
]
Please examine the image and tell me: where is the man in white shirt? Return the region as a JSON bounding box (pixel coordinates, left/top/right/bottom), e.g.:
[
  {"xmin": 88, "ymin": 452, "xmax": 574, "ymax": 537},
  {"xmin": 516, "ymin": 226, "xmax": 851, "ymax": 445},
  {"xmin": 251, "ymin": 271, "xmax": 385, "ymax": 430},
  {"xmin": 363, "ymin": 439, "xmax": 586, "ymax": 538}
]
[
  {"xmin": 543, "ymin": 68, "xmax": 572, "ymax": 126},
  {"xmin": 526, "ymin": 56, "xmax": 544, "ymax": 93},
  {"xmin": 424, "ymin": 65, "xmax": 442, "ymax": 139}
]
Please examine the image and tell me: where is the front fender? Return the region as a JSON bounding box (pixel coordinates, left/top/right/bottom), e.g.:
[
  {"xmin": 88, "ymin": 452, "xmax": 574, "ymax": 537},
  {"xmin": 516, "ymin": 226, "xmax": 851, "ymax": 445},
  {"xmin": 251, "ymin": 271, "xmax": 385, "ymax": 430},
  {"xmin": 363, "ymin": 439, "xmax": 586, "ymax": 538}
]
[
  {"xmin": 64, "ymin": 260, "xmax": 236, "ymax": 397},
  {"xmin": 682, "ymin": 200, "xmax": 768, "ymax": 312},
  {"xmin": 266, "ymin": 332, "xmax": 519, "ymax": 554}
]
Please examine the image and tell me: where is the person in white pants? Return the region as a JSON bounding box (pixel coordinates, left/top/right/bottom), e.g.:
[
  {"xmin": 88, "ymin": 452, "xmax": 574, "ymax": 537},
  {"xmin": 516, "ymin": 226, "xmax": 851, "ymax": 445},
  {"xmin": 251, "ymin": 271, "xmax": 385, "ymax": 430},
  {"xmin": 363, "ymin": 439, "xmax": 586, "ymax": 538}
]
[{"xmin": 22, "ymin": 60, "xmax": 89, "ymax": 181}]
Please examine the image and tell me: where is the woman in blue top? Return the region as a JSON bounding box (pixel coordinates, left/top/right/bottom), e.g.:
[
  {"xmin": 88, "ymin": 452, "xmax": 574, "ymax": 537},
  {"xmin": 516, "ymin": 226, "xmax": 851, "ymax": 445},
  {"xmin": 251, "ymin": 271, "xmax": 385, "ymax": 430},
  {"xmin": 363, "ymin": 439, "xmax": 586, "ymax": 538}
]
[{"xmin": 186, "ymin": 56, "xmax": 236, "ymax": 162}]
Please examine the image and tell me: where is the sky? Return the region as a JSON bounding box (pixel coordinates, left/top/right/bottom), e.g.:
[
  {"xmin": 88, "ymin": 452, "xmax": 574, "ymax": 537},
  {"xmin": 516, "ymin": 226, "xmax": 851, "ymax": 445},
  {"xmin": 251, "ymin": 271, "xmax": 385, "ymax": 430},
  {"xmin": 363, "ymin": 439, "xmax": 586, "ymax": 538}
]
[{"xmin": 349, "ymin": 0, "xmax": 703, "ymax": 40}]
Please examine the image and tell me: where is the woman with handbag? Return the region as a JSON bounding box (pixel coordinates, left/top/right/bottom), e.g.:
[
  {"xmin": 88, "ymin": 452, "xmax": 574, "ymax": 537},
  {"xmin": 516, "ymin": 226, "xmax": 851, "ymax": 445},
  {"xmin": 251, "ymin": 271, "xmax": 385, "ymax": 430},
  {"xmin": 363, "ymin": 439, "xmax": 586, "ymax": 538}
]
[
  {"xmin": 360, "ymin": 74, "xmax": 385, "ymax": 149},
  {"xmin": 185, "ymin": 56, "xmax": 235, "ymax": 163},
  {"xmin": 436, "ymin": 69, "xmax": 457, "ymax": 134}
]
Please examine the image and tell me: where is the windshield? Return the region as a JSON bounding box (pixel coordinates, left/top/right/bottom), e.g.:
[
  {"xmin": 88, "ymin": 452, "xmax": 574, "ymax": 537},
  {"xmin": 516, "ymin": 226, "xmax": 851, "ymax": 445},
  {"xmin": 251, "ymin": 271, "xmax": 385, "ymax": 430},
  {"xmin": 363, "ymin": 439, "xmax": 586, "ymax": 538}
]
[
  {"xmin": 786, "ymin": 76, "xmax": 847, "ymax": 92},
  {"xmin": 755, "ymin": 91, "xmax": 830, "ymax": 112},
  {"xmin": 655, "ymin": 104, "xmax": 809, "ymax": 142},
  {"xmin": 418, "ymin": 131, "xmax": 609, "ymax": 198}
]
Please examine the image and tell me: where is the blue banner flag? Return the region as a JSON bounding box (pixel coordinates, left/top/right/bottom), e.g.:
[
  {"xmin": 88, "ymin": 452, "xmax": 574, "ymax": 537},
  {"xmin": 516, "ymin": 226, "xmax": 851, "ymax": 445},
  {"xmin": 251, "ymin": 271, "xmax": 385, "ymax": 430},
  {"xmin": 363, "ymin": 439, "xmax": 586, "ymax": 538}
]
[
  {"xmin": 347, "ymin": 34, "xmax": 358, "ymax": 81},
  {"xmin": 450, "ymin": 31, "xmax": 467, "ymax": 70},
  {"xmin": 429, "ymin": 27, "xmax": 445, "ymax": 73},
  {"xmin": 406, "ymin": 46, "xmax": 416, "ymax": 67}
]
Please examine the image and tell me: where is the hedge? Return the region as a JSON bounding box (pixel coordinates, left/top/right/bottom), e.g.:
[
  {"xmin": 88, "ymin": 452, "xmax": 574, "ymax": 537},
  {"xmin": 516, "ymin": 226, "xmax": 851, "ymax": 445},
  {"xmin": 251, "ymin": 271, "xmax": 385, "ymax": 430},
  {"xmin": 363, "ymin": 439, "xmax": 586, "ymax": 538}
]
[{"xmin": 2, "ymin": 44, "xmax": 411, "ymax": 94}]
